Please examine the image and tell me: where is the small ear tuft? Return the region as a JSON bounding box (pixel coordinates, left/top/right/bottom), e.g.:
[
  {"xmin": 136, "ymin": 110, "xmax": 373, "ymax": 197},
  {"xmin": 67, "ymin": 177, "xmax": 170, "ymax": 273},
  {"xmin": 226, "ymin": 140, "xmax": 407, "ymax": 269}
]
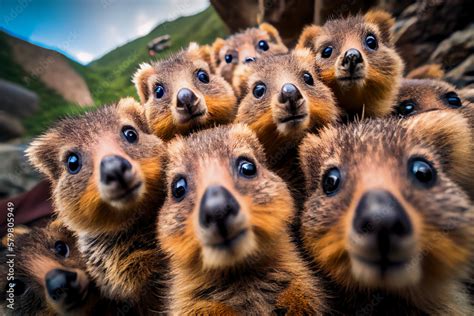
[
  {"xmin": 259, "ymin": 22, "xmax": 283, "ymax": 44},
  {"xmin": 188, "ymin": 42, "xmax": 213, "ymax": 70},
  {"xmin": 1, "ymin": 225, "xmax": 31, "ymax": 247},
  {"xmin": 232, "ymin": 63, "xmax": 254, "ymax": 100},
  {"xmin": 26, "ymin": 133, "xmax": 61, "ymax": 181},
  {"xmin": 211, "ymin": 37, "xmax": 226, "ymax": 68},
  {"xmin": 364, "ymin": 10, "xmax": 395, "ymax": 46},
  {"xmin": 293, "ymin": 47, "xmax": 315, "ymax": 62},
  {"xmin": 132, "ymin": 62, "xmax": 155, "ymax": 103},
  {"xmin": 296, "ymin": 25, "xmax": 322, "ymax": 52},
  {"xmin": 406, "ymin": 64, "xmax": 445, "ymax": 80},
  {"xmin": 117, "ymin": 97, "xmax": 150, "ymax": 134}
]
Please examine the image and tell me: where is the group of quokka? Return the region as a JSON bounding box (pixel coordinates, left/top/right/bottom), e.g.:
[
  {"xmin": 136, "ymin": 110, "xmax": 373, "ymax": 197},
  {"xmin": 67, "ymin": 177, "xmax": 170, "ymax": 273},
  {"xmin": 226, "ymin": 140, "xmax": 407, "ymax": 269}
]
[{"xmin": 2, "ymin": 9, "xmax": 474, "ymax": 315}]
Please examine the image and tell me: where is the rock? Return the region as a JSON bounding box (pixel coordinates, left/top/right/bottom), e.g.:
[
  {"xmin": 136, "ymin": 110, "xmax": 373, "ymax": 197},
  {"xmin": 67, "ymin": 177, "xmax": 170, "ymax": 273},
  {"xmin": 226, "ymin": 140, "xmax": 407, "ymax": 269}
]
[
  {"xmin": 0, "ymin": 144, "xmax": 42, "ymax": 199},
  {"xmin": 0, "ymin": 79, "xmax": 39, "ymax": 118},
  {"xmin": 0, "ymin": 112, "xmax": 25, "ymax": 141},
  {"xmin": 445, "ymin": 55, "xmax": 474, "ymax": 88},
  {"xmin": 430, "ymin": 24, "xmax": 474, "ymax": 71}
]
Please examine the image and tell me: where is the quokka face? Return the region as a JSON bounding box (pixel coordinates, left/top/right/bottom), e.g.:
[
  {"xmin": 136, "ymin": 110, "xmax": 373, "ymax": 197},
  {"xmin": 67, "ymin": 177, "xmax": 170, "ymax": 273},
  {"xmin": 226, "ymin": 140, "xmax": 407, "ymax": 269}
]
[
  {"xmin": 299, "ymin": 111, "xmax": 474, "ymax": 291},
  {"xmin": 0, "ymin": 225, "xmax": 97, "ymax": 315},
  {"xmin": 159, "ymin": 124, "xmax": 294, "ymax": 270},
  {"xmin": 236, "ymin": 49, "xmax": 339, "ymax": 156},
  {"xmin": 211, "ymin": 23, "xmax": 288, "ymax": 84},
  {"xmin": 297, "ymin": 10, "xmax": 404, "ymax": 118},
  {"xmin": 394, "ymin": 78, "xmax": 467, "ymax": 117},
  {"xmin": 26, "ymin": 98, "xmax": 166, "ymax": 234},
  {"xmin": 133, "ymin": 43, "xmax": 237, "ymax": 141}
]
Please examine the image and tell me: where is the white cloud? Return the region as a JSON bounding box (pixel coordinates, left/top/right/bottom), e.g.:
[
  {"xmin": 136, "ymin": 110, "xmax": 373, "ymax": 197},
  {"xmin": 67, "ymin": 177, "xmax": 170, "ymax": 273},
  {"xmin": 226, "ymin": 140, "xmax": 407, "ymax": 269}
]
[
  {"xmin": 73, "ymin": 51, "xmax": 95, "ymax": 63},
  {"xmin": 135, "ymin": 11, "xmax": 157, "ymax": 37}
]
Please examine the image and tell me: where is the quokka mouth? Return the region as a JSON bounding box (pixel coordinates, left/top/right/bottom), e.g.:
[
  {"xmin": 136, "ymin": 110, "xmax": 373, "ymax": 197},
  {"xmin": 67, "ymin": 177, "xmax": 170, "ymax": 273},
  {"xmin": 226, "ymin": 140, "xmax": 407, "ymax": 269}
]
[
  {"xmin": 207, "ymin": 229, "xmax": 248, "ymax": 250},
  {"xmin": 279, "ymin": 113, "xmax": 308, "ymax": 124},
  {"xmin": 109, "ymin": 181, "xmax": 143, "ymax": 201}
]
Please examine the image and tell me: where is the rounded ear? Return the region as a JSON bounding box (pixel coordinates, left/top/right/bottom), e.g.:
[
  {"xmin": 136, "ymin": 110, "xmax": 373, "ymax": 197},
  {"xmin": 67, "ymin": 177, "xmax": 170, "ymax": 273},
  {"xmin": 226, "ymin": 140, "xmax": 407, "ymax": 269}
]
[
  {"xmin": 259, "ymin": 22, "xmax": 283, "ymax": 44},
  {"xmin": 26, "ymin": 131, "xmax": 61, "ymax": 181},
  {"xmin": 187, "ymin": 42, "xmax": 213, "ymax": 71},
  {"xmin": 296, "ymin": 25, "xmax": 322, "ymax": 52},
  {"xmin": 132, "ymin": 62, "xmax": 155, "ymax": 103},
  {"xmin": 402, "ymin": 110, "xmax": 474, "ymax": 199},
  {"xmin": 363, "ymin": 10, "xmax": 395, "ymax": 46},
  {"xmin": 116, "ymin": 97, "xmax": 150, "ymax": 134},
  {"xmin": 232, "ymin": 63, "xmax": 253, "ymax": 100},
  {"xmin": 406, "ymin": 64, "xmax": 445, "ymax": 80},
  {"xmin": 211, "ymin": 37, "xmax": 226, "ymax": 68},
  {"xmin": 1, "ymin": 225, "xmax": 31, "ymax": 248}
]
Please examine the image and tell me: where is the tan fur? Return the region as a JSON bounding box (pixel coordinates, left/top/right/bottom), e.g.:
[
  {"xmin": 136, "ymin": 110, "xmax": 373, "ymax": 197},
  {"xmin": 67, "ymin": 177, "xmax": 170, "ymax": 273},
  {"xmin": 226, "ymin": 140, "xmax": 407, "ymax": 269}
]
[
  {"xmin": 299, "ymin": 111, "xmax": 474, "ymax": 314},
  {"xmin": 159, "ymin": 124, "xmax": 326, "ymax": 315},
  {"xmin": 406, "ymin": 64, "xmax": 445, "ymax": 80}
]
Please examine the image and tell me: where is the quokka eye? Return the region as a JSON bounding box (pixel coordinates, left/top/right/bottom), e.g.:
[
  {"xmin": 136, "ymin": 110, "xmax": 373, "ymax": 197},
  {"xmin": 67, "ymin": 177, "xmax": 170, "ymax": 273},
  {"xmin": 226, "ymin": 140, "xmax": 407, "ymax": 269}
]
[
  {"xmin": 396, "ymin": 100, "xmax": 416, "ymax": 116},
  {"xmin": 365, "ymin": 34, "xmax": 378, "ymax": 50},
  {"xmin": 197, "ymin": 69, "xmax": 210, "ymax": 84},
  {"xmin": 225, "ymin": 54, "xmax": 233, "ymax": 64},
  {"xmin": 322, "ymin": 167, "xmax": 341, "ymax": 195},
  {"xmin": 445, "ymin": 92, "xmax": 462, "ymax": 108},
  {"xmin": 303, "ymin": 72, "xmax": 314, "ymax": 86},
  {"xmin": 172, "ymin": 177, "xmax": 188, "ymax": 201},
  {"xmin": 237, "ymin": 158, "xmax": 257, "ymax": 178},
  {"xmin": 258, "ymin": 40, "xmax": 269, "ymax": 51},
  {"xmin": 54, "ymin": 240, "xmax": 70, "ymax": 258},
  {"xmin": 155, "ymin": 84, "xmax": 165, "ymax": 99},
  {"xmin": 66, "ymin": 152, "xmax": 81, "ymax": 175},
  {"xmin": 321, "ymin": 46, "xmax": 333, "ymax": 58},
  {"xmin": 122, "ymin": 126, "xmax": 138, "ymax": 144},
  {"xmin": 408, "ymin": 157, "xmax": 436, "ymax": 188},
  {"xmin": 253, "ymin": 82, "xmax": 266, "ymax": 99}
]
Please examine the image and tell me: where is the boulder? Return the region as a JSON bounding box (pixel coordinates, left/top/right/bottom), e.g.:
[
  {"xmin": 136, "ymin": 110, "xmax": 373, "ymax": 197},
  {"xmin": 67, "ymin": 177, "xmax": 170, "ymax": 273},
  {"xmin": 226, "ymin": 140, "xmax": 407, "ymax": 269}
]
[
  {"xmin": 0, "ymin": 112, "xmax": 25, "ymax": 141},
  {"xmin": 430, "ymin": 24, "xmax": 474, "ymax": 71},
  {"xmin": 445, "ymin": 55, "xmax": 474, "ymax": 88},
  {"xmin": 0, "ymin": 79, "xmax": 39, "ymax": 118}
]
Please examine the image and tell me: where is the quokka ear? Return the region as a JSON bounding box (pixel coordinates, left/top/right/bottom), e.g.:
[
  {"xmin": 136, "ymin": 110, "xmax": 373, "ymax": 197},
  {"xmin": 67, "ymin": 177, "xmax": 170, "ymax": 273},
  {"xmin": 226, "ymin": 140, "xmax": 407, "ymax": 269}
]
[
  {"xmin": 363, "ymin": 10, "xmax": 395, "ymax": 46},
  {"xmin": 117, "ymin": 97, "xmax": 150, "ymax": 134},
  {"xmin": 402, "ymin": 110, "xmax": 474, "ymax": 198},
  {"xmin": 1, "ymin": 225, "xmax": 31, "ymax": 248},
  {"xmin": 296, "ymin": 25, "xmax": 323, "ymax": 52},
  {"xmin": 232, "ymin": 63, "xmax": 254, "ymax": 99},
  {"xmin": 211, "ymin": 37, "xmax": 226, "ymax": 67},
  {"xmin": 406, "ymin": 64, "xmax": 445, "ymax": 80},
  {"xmin": 187, "ymin": 42, "xmax": 213, "ymax": 70},
  {"xmin": 26, "ymin": 131, "xmax": 62, "ymax": 181},
  {"xmin": 132, "ymin": 62, "xmax": 155, "ymax": 103},
  {"xmin": 259, "ymin": 22, "xmax": 283, "ymax": 44}
]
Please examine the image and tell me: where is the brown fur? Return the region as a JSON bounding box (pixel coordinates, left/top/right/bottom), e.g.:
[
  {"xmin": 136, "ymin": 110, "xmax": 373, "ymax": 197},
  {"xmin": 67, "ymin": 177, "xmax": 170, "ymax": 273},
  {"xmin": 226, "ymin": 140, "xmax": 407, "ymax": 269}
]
[
  {"xmin": 211, "ymin": 23, "xmax": 288, "ymax": 86},
  {"xmin": 159, "ymin": 124, "xmax": 326, "ymax": 315},
  {"xmin": 0, "ymin": 223, "xmax": 108, "ymax": 315},
  {"xmin": 406, "ymin": 64, "xmax": 445, "ymax": 80},
  {"xmin": 299, "ymin": 111, "xmax": 474, "ymax": 314},
  {"xmin": 297, "ymin": 10, "xmax": 404, "ymax": 119},
  {"xmin": 26, "ymin": 98, "xmax": 168, "ymax": 311},
  {"xmin": 133, "ymin": 43, "xmax": 237, "ymax": 141}
]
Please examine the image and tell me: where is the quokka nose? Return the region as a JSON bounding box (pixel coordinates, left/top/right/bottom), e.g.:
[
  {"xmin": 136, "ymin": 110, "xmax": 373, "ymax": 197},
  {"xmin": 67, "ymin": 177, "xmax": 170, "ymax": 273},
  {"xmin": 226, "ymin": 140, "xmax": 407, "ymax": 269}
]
[
  {"xmin": 177, "ymin": 88, "xmax": 198, "ymax": 114},
  {"xmin": 353, "ymin": 190, "xmax": 412, "ymax": 239},
  {"xmin": 100, "ymin": 155, "xmax": 132, "ymax": 186},
  {"xmin": 244, "ymin": 56, "xmax": 256, "ymax": 63},
  {"xmin": 280, "ymin": 83, "xmax": 303, "ymax": 106},
  {"xmin": 342, "ymin": 48, "xmax": 363, "ymax": 72},
  {"xmin": 45, "ymin": 269, "xmax": 80, "ymax": 301},
  {"xmin": 199, "ymin": 185, "xmax": 240, "ymax": 234}
]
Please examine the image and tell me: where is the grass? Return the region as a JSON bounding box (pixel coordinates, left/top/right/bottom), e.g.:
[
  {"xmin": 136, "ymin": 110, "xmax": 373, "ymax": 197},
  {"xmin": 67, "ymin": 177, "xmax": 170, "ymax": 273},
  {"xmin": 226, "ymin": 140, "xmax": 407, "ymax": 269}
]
[{"xmin": 0, "ymin": 6, "xmax": 228, "ymax": 137}]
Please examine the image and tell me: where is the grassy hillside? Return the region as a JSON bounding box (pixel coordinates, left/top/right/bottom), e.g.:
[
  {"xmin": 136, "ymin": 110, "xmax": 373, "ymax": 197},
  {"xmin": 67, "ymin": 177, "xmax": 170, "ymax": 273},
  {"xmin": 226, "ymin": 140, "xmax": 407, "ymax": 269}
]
[
  {"xmin": 0, "ymin": 6, "xmax": 227, "ymax": 137},
  {"xmin": 83, "ymin": 6, "xmax": 228, "ymax": 105}
]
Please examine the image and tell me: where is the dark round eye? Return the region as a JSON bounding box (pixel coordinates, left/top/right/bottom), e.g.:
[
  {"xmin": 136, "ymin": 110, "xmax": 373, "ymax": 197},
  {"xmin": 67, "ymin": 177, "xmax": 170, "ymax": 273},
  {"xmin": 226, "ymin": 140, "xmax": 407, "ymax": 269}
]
[
  {"xmin": 66, "ymin": 153, "xmax": 81, "ymax": 175},
  {"xmin": 122, "ymin": 126, "xmax": 138, "ymax": 144},
  {"xmin": 155, "ymin": 84, "xmax": 165, "ymax": 99},
  {"xmin": 253, "ymin": 82, "xmax": 266, "ymax": 99},
  {"xmin": 225, "ymin": 54, "xmax": 233, "ymax": 64},
  {"xmin": 258, "ymin": 40, "xmax": 269, "ymax": 51},
  {"xmin": 9, "ymin": 279, "xmax": 26, "ymax": 296},
  {"xmin": 303, "ymin": 72, "xmax": 314, "ymax": 86},
  {"xmin": 365, "ymin": 34, "xmax": 378, "ymax": 50},
  {"xmin": 445, "ymin": 92, "xmax": 462, "ymax": 108},
  {"xmin": 321, "ymin": 46, "xmax": 333, "ymax": 58},
  {"xmin": 197, "ymin": 69, "xmax": 209, "ymax": 84},
  {"xmin": 397, "ymin": 100, "xmax": 416, "ymax": 116},
  {"xmin": 54, "ymin": 240, "xmax": 70, "ymax": 258},
  {"xmin": 238, "ymin": 158, "xmax": 257, "ymax": 178},
  {"xmin": 322, "ymin": 167, "xmax": 341, "ymax": 195},
  {"xmin": 409, "ymin": 158, "xmax": 436, "ymax": 187},
  {"xmin": 172, "ymin": 177, "xmax": 187, "ymax": 201}
]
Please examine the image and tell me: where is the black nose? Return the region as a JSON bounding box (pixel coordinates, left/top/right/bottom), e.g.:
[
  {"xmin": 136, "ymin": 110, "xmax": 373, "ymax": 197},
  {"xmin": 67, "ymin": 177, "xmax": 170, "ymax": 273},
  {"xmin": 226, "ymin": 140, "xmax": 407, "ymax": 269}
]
[
  {"xmin": 244, "ymin": 56, "xmax": 256, "ymax": 63},
  {"xmin": 280, "ymin": 83, "xmax": 303, "ymax": 109},
  {"xmin": 342, "ymin": 48, "xmax": 363, "ymax": 73},
  {"xmin": 100, "ymin": 155, "xmax": 132, "ymax": 186},
  {"xmin": 353, "ymin": 190, "xmax": 412, "ymax": 239},
  {"xmin": 45, "ymin": 269, "xmax": 80, "ymax": 302},
  {"xmin": 199, "ymin": 186, "xmax": 240, "ymax": 236},
  {"xmin": 177, "ymin": 88, "xmax": 198, "ymax": 114}
]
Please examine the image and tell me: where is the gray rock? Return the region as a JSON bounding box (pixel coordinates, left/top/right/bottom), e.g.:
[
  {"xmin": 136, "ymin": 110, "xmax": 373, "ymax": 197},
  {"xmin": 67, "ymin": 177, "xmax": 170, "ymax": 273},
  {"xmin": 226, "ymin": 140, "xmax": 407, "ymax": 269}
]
[
  {"xmin": 445, "ymin": 55, "xmax": 474, "ymax": 88},
  {"xmin": 0, "ymin": 112, "xmax": 25, "ymax": 141},
  {"xmin": 430, "ymin": 24, "xmax": 474, "ymax": 71},
  {"xmin": 0, "ymin": 79, "xmax": 39, "ymax": 118}
]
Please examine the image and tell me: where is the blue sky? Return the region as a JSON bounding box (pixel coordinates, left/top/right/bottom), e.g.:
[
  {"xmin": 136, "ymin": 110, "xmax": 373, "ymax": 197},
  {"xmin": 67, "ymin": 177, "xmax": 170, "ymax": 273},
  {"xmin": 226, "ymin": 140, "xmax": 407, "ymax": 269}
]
[{"xmin": 0, "ymin": 0, "xmax": 209, "ymax": 64}]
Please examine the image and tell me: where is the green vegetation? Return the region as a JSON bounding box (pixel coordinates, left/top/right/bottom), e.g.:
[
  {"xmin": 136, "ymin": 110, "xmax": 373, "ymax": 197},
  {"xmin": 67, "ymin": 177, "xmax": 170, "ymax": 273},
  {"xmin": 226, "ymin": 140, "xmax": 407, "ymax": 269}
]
[{"xmin": 0, "ymin": 6, "xmax": 228, "ymax": 137}]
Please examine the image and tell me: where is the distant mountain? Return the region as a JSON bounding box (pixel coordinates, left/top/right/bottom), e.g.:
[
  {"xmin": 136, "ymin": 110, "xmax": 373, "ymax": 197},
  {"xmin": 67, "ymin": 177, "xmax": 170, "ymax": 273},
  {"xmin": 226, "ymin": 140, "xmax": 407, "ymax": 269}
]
[{"xmin": 0, "ymin": 6, "xmax": 228, "ymax": 138}]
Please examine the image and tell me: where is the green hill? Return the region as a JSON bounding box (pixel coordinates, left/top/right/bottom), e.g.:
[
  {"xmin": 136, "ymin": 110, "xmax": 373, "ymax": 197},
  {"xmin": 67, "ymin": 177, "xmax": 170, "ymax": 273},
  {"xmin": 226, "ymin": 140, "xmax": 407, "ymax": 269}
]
[{"xmin": 0, "ymin": 6, "xmax": 228, "ymax": 137}]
